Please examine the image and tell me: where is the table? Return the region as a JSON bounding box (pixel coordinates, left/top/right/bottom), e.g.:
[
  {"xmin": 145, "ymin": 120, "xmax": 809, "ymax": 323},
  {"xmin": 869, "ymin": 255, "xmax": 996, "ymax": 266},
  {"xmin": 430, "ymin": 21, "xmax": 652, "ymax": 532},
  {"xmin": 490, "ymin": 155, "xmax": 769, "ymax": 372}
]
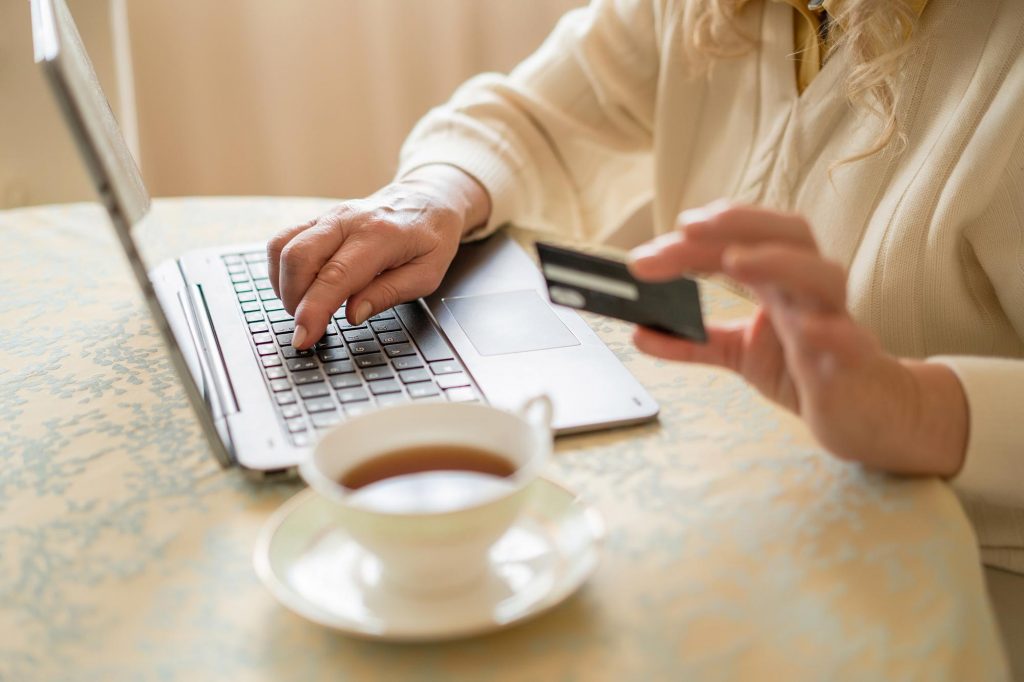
[{"xmin": 0, "ymin": 198, "xmax": 1009, "ymax": 680}]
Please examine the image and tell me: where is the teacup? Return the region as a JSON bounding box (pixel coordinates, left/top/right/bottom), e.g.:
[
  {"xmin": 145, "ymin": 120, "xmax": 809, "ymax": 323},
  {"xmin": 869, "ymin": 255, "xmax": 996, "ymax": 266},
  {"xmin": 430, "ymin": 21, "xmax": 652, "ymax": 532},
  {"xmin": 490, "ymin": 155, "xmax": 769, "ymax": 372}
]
[{"xmin": 299, "ymin": 396, "xmax": 553, "ymax": 597}]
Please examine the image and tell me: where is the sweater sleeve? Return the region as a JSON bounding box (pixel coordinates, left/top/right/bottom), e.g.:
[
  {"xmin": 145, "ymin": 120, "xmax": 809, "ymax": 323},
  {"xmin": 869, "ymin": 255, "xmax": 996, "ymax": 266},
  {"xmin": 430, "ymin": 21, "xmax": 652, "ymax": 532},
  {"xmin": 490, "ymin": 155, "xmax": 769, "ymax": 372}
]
[
  {"xmin": 931, "ymin": 356, "xmax": 1024, "ymax": 507},
  {"xmin": 396, "ymin": 0, "xmax": 664, "ymax": 241},
  {"xmin": 931, "ymin": 132, "xmax": 1024, "ymax": 509}
]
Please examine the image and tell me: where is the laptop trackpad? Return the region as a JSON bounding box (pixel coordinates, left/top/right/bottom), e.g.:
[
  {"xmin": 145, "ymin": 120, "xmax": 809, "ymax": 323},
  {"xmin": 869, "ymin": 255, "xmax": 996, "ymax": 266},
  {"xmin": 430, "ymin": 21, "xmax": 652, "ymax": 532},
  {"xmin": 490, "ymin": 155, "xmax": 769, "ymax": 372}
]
[{"xmin": 443, "ymin": 290, "xmax": 580, "ymax": 356}]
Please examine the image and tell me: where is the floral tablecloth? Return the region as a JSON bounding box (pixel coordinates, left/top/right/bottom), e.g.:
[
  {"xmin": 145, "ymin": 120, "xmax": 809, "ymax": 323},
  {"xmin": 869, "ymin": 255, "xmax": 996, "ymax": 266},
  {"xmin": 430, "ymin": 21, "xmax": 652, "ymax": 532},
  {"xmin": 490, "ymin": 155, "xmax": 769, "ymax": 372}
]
[{"xmin": 0, "ymin": 198, "xmax": 1008, "ymax": 681}]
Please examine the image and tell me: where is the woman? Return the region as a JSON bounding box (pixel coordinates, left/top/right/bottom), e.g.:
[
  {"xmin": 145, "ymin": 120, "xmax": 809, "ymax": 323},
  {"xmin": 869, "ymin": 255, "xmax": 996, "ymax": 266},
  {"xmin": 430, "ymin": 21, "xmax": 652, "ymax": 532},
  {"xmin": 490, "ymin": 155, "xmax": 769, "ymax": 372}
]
[{"xmin": 266, "ymin": 0, "xmax": 1023, "ymax": 575}]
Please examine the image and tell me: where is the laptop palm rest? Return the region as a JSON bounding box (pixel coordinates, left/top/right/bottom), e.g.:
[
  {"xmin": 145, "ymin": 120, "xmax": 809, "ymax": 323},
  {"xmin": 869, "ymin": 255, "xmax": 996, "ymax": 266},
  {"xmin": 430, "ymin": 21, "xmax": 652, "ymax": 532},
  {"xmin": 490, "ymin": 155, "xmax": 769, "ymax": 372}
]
[
  {"xmin": 443, "ymin": 290, "xmax": 580, "ymax": 356},
  {"xmin": 426, "ymin": 232, "xmax": 659, "ymax": 433}
]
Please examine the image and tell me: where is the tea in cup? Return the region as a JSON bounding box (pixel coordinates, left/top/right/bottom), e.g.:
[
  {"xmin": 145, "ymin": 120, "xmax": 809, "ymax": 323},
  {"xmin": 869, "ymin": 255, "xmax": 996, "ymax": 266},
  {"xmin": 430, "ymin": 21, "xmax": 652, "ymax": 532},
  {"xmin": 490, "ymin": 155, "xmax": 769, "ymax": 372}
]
[{"xmin": 299, "ymin": 396, "xmax": 552, "ymax": 596}]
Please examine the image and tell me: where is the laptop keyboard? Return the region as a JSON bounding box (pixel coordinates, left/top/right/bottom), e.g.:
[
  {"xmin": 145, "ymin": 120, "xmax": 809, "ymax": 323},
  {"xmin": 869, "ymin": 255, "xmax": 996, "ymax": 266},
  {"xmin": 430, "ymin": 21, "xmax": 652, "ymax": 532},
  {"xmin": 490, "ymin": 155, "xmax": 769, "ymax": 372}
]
[{"xmin": 224, "ymin": 251, "xmax": 482, "ymax": 446}]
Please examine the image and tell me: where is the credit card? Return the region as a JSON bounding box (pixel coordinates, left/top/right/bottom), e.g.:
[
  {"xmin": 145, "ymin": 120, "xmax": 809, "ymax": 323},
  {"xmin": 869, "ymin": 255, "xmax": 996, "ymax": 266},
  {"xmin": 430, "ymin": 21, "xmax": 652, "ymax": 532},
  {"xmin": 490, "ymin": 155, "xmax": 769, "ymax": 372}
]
[{"xmin": 536, "ymin": 242, "xmax": 707, "ymax": 343}]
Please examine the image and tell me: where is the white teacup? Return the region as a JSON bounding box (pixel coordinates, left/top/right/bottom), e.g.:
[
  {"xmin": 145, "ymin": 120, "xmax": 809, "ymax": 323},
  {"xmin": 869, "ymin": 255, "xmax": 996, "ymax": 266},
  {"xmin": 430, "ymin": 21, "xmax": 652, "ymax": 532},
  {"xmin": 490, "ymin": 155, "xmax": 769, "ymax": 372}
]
[{"xmin": 299, "ymin": 396, "xmax": 553, "ymax": 597}]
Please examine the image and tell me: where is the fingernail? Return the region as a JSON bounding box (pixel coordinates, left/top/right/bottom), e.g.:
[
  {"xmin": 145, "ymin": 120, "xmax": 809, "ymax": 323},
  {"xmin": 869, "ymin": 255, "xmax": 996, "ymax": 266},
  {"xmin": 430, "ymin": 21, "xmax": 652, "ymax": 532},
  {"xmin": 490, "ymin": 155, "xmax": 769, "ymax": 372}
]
[
  {"xmin": 678, "ymin": 206, "xmax": 716, "ymax": 228},
  {"xmin": 353, "ymin": 301, "xmax": 373, "ymax": 326},
  {"xmin": 292, "ymin": 324, "xmax": 307, "ymax": 348},
  {"xmin": 628, "ymin": 243, "xmax": 660, "ymax": 263},
  {"xmin": 722, "ymin": 247, "xmax": 745, "ymax": 273}
]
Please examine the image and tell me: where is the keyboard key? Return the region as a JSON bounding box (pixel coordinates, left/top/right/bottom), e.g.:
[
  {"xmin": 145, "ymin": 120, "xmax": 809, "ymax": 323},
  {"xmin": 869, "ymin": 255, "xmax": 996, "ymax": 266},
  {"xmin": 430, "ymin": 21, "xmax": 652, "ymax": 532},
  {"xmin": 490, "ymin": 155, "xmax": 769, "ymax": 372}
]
[
  {"xmin": 298, "ymin": 383, "xmax": 331, "ymax": 399},
  {"xmin": 354, "ymin": 353, "xmax": 386, "ymax": 369},
  {"xmin": 224, "ymin": 254, "xmax": 243, "ymax": 265},
  {"xmin": 430, "ymin": 360, "xmax": 462, "ymax": 375},
  {"xmin": 343, "ymin": 329, "xmax": 374, "ymax": 343},
  {"xmin": 370, "ymin": 310, "xmax": 396, "ymax": 321},
  {"xmin": 337, "ymin": 387, "xmax": 369, "ymax": 403},
  {"xmin": 286, "ymin": 358, "xmax": 318, "ymax": 372},
  {"xmin": 329, "ymin": 374, "xmax": 362, "ymax": 390},
  {"xmin": 395, "ymin": 303, "xmax": 454, "ymax": 362},
  {"xmin": 287, "ymin": 420, "xmax": 307, "ymax": 433},
  {"xmin": 318, "ymin": 348, "xmax": 349, "ymax": 363},
  {"xmin": 276, "ymin": 391, "xmax": 297, "ymax": 405},
  {"xmin": 241, "ymin": 301, "xmax": 261, "ymax": 313},
  {"xmin": 259, "ymin": 289, "xmax": 279, "ymax": 302},
  {"xmin": 368, "ymin": 379, "xmax": 401, "ymax": 395},
  {"xmin": 269, "ymin": 378, "xmax": 291, "ymax": 392},
  {"xmin": 377, "ymin": 331, "xmax": 409, "ymax": 345},
  {"xmin": 261, "ymin": 354, "xmax": 283, "ymax": 367},
  {"xmin": 311, "ymin": 412, "xmax": 343, "ymax": 429},
  {"xmin": 245, "ymin": 252, "xmax": 265, "ymax": 263},
  {"xmin": 253, "ymin": 277, "xmax": 273, "ymax": 290},
  {"xmin": 245, "ymin": 311, "xmax": 265, "ymax": 323},
  {"xmin": 276, "ymin": 333, "xmax": 293, "ymax": 346},
  {"xmin": 408, "ymin": 383, "xmax": 440, "ymax": 399},
  {"xmin": 292, "ymin": 370, "xmax": 325, "ymax": 386},
  {"xmin": 398, "ymin": 368, "xmax": 431, "ymax": 384},
  {"xmin": 237, "ymin": 292, "xmax": 257, "ymax": 303},
  {"xmin": 272, "ymin": 321, "xmax": 296, "ymax": 334},
  {"xmin": 392, "ymin": 356, "xmax": 424, "ymax": 371},
  {"xmin": 323, "ymin": 360, "xmax": 356, "ymax": 375},
  {"xmin": 316, "ymin": 336, "xmax": 345, "ymax": 349},
  {"xmin": 281, "ymin": 404, "xmax": 302, "ymax": 420},
  {"xmin": 335, "ymin": 318, "xmax": 366, "ymax": 331},
  {"xmin": 344, "ymin": 402, "xmax": 375, "ymax": 418},
  {"xmin": 370, "ymin": 319, "xmax": 401, "ymax": 333},
  {"xmin": 249, "ymin": 321, "xmax": 269, "ymax": 334},
  {"xmin": 234, "ymin": 282, "xmax": 253, "ymax": 293},
  {"xmin": 263, "ymin": 299, "xmax": 285, "ymax": 312},
  {"xmin": 257, "ymin": 344, "xmax": 278, "ymax": 356},
  {"xmin": 436, "ymin": 373, "xmax": 471, "ymax": 389},
  {"xmin": 445, "ymin": 387, "xmax": 478, "ymax": 403},
  {"xmin": 409, "ymin": 395, "xmax": 445, "ymax": 404},
  {"xmin": 376, "ymin": 393, "xmax": 409, "ymax": 407},
  {"xmin": 362, "ymin": 367, "xmax": 394, "ymax": 382},
  {"xmin": 348, "ymin": 341, "xmax": 381, "ymax": 355},
  {"xmin": 282, "ymin": 347, "xmax": 314, "ymax": 359},
  {"xmin": 384, "ymin": 342, "xmax": 416, "ymax": 358},
  {"xmin": 265, "ymin": 366, "xmax": 287, "ymax": 380},
  {"xmin": 249, "ymin": 263, "xmax": 269, "ymax": 278},
  {"xmin": 252, "ymin": 332, "xmax": 273, "ymax": 345},
  {"xmin": 292, "ymin": 433, "xmax": 312, "ymax": 447},
  {"xmin": 303, "ymin": 397, "xmax": 337, "ymax": 414},
  {"xmin": 227, "ymin": 263, "xmax": 246, "ymax": 274},
  {"xmin": 230, "ymin": 272, "xmax": 249, "ymax": 283},
  {"xmin": 268, "ymin": 310, "xmax": 293, "ymax": 323}
]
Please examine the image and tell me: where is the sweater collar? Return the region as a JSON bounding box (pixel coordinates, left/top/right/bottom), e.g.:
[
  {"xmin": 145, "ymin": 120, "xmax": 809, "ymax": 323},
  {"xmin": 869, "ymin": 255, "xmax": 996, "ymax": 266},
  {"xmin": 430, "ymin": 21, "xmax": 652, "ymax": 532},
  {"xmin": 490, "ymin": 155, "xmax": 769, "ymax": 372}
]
[{"xmin": 773, "ymin": 0, "xmax": 929, "ymax": 93}]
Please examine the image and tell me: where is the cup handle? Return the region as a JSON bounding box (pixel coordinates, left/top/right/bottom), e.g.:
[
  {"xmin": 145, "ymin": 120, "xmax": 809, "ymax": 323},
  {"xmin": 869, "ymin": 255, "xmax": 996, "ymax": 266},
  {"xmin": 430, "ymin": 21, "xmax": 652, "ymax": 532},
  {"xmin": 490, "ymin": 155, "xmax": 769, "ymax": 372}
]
[{"xmin": 518, "ymin": 394, "xmax": 553, "ymax": 432}]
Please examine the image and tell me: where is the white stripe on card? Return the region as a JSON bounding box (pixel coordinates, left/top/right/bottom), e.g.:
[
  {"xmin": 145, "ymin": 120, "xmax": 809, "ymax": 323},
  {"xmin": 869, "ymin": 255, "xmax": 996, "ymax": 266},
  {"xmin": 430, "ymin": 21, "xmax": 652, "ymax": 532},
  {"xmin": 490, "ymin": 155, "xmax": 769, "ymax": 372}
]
[{"xmin": 542, "ymin": 263, "xmax": 639, "ymax": 301}]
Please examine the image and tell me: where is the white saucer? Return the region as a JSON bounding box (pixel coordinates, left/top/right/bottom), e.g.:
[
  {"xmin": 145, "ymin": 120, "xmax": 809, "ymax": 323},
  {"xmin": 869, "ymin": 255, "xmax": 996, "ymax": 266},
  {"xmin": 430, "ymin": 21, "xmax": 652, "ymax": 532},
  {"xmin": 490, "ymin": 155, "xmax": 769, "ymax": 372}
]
[{"xmin": 254, "ymin": 478, "xmax": 605, "ymax": 642}]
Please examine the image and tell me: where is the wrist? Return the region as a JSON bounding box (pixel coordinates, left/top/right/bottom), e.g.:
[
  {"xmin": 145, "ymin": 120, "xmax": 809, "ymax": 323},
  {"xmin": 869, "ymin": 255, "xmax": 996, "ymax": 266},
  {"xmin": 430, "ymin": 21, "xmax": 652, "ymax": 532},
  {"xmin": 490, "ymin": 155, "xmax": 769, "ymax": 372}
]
[
  {"xmin": 894, "ymin": 360, "xmax": 970, "ymax": 477},
  {"xmin": 400, "ymin": 164, "xmax": 492, "ymax": 237}
]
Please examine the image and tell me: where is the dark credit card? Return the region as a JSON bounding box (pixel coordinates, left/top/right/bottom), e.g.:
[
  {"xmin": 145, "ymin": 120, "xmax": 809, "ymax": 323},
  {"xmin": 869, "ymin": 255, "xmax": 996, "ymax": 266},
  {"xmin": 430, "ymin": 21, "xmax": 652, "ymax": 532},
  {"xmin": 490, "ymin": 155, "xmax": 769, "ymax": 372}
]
[{"xmin": 536, "ymin": 242, "xmax": 707, "ymax": 343}]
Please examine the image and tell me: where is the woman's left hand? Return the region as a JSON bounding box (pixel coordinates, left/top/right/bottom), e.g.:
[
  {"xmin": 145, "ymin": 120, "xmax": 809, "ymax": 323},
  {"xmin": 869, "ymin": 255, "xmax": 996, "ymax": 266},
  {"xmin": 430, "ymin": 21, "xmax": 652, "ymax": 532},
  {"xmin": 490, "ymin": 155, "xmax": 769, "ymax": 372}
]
[{"xmin": 628, "ymin": 202, "xmax": 969, "ymax": 477}]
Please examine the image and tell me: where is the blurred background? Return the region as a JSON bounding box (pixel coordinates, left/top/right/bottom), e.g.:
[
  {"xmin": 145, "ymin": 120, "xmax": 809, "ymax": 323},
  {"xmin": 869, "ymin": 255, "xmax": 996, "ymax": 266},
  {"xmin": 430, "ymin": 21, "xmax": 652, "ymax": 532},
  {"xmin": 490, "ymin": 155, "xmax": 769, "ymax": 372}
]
[{"xmin": 0, "ymin": 0, "xmax": 584, "ymax": 209}]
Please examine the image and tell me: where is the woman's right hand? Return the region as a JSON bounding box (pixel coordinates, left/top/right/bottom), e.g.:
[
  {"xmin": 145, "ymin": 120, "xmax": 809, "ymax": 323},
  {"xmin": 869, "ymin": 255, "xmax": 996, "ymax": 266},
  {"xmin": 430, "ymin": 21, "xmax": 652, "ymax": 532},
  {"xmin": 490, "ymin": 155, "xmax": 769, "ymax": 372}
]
[{"xmin": 267, "ymin": 165, "xmax": 490, "ymax": 349}]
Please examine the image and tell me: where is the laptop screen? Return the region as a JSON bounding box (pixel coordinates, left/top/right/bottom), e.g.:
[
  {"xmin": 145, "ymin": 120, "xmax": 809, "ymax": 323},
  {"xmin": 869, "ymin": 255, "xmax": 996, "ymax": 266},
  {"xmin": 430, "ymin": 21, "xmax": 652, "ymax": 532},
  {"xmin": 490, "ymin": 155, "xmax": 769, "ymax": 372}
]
[{"xmin": 31, "ymin": 0, "xmax": 149, "ymax": 225}]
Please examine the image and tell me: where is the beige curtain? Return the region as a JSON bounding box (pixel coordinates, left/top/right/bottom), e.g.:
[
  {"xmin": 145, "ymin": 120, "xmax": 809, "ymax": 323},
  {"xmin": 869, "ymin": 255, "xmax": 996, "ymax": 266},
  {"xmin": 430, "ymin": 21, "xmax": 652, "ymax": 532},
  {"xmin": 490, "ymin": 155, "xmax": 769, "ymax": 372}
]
[
  {"xmin": 1, "ymin": 0, "xmax": 583, "ymax": 209},
  {"xmin": 126, "ymin": 0, "xmax": 585, "ymax": 200},
  {"xmin": 0, "ymin": 0, "xmax": 124, "ymax": 208}
]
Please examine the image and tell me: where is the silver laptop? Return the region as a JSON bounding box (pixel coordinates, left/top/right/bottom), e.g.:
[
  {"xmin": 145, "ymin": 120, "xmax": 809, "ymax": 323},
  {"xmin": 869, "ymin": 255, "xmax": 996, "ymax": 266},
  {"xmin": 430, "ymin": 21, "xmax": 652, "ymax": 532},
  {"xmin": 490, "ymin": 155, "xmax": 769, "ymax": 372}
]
[{"xmin": 30, "ymin": 0, "xmax": 659, "ymax": 477}]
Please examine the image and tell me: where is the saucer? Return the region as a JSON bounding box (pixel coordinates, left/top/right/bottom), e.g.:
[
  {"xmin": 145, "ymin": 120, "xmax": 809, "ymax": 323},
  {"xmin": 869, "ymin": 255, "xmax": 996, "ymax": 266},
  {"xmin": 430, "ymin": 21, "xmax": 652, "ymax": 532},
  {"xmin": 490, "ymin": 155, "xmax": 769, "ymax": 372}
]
[{"xmin": 253, "ymin": 477, "xmax": 605, "ymax": 642}]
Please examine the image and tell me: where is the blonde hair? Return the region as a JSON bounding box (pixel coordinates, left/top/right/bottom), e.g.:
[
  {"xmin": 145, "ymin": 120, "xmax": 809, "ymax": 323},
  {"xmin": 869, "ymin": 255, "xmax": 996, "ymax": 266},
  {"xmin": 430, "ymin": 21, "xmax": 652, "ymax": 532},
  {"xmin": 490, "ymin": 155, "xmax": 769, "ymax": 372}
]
[{"xmin": 680, "ymin": 0, "xmax": 920, "ymax": 164}]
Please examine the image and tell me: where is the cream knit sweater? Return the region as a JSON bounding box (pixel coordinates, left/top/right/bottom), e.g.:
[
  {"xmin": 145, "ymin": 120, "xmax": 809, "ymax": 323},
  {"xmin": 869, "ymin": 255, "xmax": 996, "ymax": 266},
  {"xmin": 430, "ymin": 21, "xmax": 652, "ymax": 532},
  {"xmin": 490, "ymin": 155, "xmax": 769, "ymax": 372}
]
[{"xmin": 398, "ymin": 0, "xmax": 1024, "ymax": 572}]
